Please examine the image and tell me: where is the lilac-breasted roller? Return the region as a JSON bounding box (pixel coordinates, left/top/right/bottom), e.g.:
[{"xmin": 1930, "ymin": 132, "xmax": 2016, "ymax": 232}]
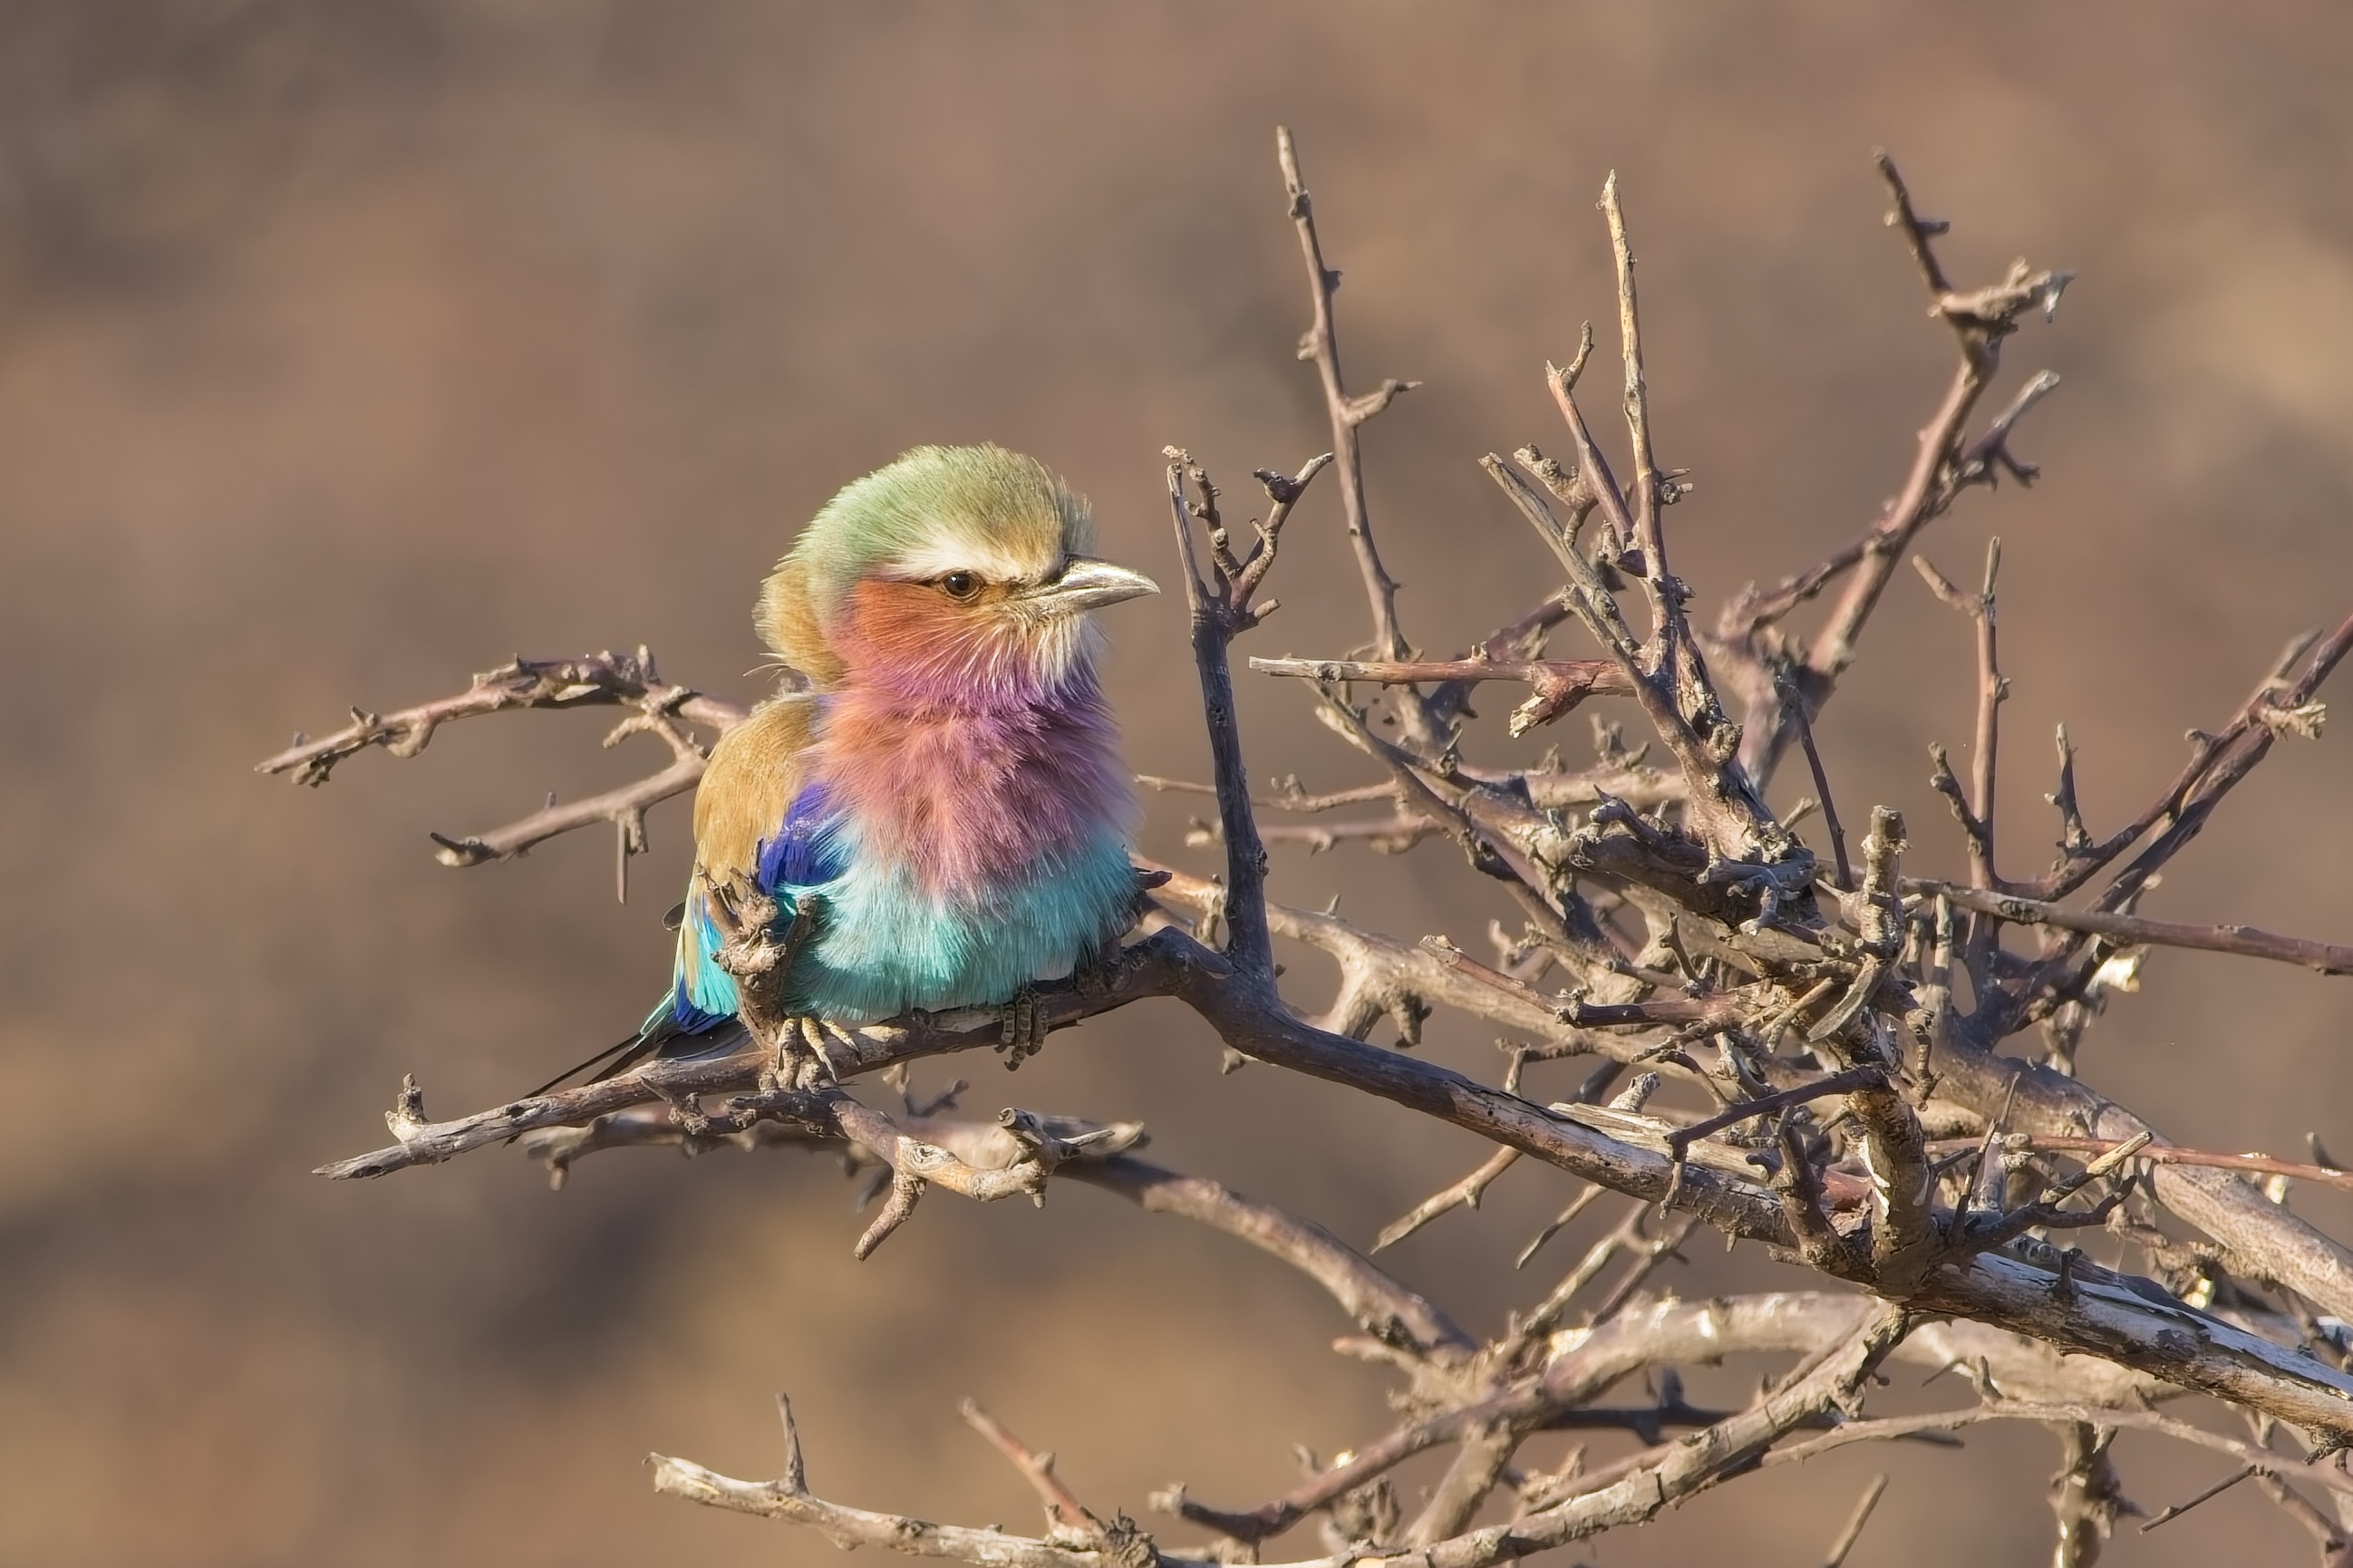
[{"xmin": 543, "ymin": 444, "xmax": 1158, "ymax": 1089}]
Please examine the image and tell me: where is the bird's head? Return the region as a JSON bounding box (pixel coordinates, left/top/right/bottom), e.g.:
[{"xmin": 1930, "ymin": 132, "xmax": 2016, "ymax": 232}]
[{"xmin": 760, "ymin": 444, "xmax": 1158, "ymax": 700}]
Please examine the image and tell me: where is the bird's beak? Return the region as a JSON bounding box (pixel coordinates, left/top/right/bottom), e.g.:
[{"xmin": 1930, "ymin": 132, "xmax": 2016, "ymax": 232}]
[{"xmin": 1025, "ymin": 557, "xmax": 1160, "ymax": 615}]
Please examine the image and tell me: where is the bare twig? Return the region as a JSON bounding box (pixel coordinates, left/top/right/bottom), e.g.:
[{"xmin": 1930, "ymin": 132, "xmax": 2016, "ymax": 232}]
[
  {"xmin": 1073, "ymin": 1157, "xmax": 1476, "ymax": 1363},
  {"xmin": 1601, "ymin": 172, "xmax": 1671, "ymax": 650},
  {"xmin": 1167, "ymin": 450, "xmax": 1331, "ymax": 985},
  {"xmin": 1827, "ymin": 808, "xmax": 1939, "ymax": 1296},
  {"xmin": 519, "ymin": 1101, "xmax": 1141, "ymax": 1189},
  {"xmin": 2253, "ymin": 1472, "xmax": 2353, "ymax": 1567},
  {"xmin": 1174, "ymin": 1293, "xmax": 1913, "ymax": 1548},
  {"xmin": 1137, "ymin": 775, "xmax": 1397, "ymax": 814},
  {"xmin": 961, "ymin": 1399, "xmax": 1108, "ymax": 1543},
  {"xmin": 666, "ymin": 1310, "xmax": 1912, "ymax": 1568},
  {"xmin": 2139, "ymin": 1462, "xmax": 2257, "ymax": 1533},
  {"xmin": 1906, "ymin": 877, "xmax": 2353, "ymax": 975},
  {"xmin": 1274, "ymin": 127, "xmax": 1435, "ymax": 751},
  {"xmin": 1427, "ymin": 589, "xmax": 1579, "ymax": 726},
  {"xmin": 1924, "ymin": 1024, "xmax": 2353, "ymax": 1331},
  {"xmin": 1787, "ymin": 677, "xmax": 1853, "ymax": 890},
  {"xmin": 1714, "ymin": 154, "xmax": 2066, "ymax": 788},
  {"xmin": 654, "ymin": 1395, "xmax": 1154, "ymax": 1568},
  {"xmin": 1928, "ymin": 1135, "xmax": 2353, "ymax": 1195},
  {"xmin": 1245, "ymin": 814, "xmax": 1442, "ymax": 855},
  {"xmin": 257, "ymin": 648, "xmax": 750, "ymax": 897},
  {"xmin": 1252, "ymin": 654, "xmax": 1636, "ymax": 739},
  {"xmin": 1480, "ymin": 449, "xmax": 1792, "ymax": 869},
  {"xmin": 1374, "ymin": 1145, "xmax": 1522, "ymax": 1253},
  {"xmin": 1821, "ymin": 1473, "xmax": 1888, "ymax": 1568},
  {"xmin": 1665, "ymin": 1067, "xmax": 1887, "ymax": 1157},
  {"xmin": 256, "ymin": 646, "xmax": 746, "ymax": 784},
  {"xmin": 2016, "ymin": 608, "xmax": 2353, "ymax": 904},
  {"xmin": 2048, "ymin": 1422, "xmax": 2129, "ymax": 1566},
  {"xmin": 1917, "ymin": 540, "xmax": 2008, "ymax": 923},
  {"xmin": 1770, "ymin": 1399, "xmax": 2353, "ymax": 1505}
]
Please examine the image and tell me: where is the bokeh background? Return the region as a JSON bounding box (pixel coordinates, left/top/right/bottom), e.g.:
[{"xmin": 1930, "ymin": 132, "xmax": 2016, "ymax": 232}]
[{"xmin": 6, "ymin": 4, "xmax": 2353, "ymax": 1563}]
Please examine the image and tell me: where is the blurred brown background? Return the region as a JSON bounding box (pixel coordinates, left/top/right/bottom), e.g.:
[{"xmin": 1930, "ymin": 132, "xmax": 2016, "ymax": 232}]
[{"xmin": 5, "ymin": 3, "xmax": 2353, "ymax": 1563}]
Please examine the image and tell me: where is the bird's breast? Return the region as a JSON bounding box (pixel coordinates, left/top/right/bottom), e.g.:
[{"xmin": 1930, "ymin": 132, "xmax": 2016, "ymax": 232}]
[
  {"xmin": 809, "ymin": 681, "xmax": 1133, "ymax": 901},
  {"xmin": 767, "ymin": 680, "xmax": 1138, "ymax": 1020}
]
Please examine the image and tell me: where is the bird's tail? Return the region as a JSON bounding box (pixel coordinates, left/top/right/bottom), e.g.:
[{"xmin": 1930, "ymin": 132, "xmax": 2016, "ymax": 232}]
[
  {"xmin": 520, "ymin": 1030, "xmax": 646, "ymax": 1099},
  {"xmin": 519, "ymin": 1002, "xmax": 702, "ymax": 1099}
]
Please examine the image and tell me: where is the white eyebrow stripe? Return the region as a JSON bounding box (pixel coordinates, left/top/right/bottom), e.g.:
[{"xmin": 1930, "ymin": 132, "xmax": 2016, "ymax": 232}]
[{"xmin": 882, "ymin": 537, "xmax": 1054, "ymax": 584}]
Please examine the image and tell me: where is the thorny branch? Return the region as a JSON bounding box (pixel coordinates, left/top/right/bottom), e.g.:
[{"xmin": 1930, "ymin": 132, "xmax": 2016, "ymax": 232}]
[
  {"xmin": 257, "ymin": 648, "xmax": 750, "ymax": 900},
  {"xmin": 1917, "ymin": 538, "xmax": 2007, "ymax": 986},
  {"xmin": 1274, "ymin": 126, "xmax": 1437, "ymax": 753},
  {"xmin": 1711, "ymin": 150, "xmax": 2067, "ymax": 789},
  {"xmin": 275, "ymin": 147, "xmax": 2353, "ymax": 1564}
]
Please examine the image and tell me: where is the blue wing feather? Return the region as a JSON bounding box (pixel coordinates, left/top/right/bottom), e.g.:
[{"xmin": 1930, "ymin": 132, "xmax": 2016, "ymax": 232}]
[{"xmin": 663, "ymin": 779, "xmax": 847, "ymax": 1032}]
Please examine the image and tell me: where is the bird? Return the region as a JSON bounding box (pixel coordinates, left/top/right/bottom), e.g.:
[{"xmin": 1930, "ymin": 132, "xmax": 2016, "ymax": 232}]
[{"xmin": 534, "ymin": 443, "xmax": 1159, "ymax": 1093}]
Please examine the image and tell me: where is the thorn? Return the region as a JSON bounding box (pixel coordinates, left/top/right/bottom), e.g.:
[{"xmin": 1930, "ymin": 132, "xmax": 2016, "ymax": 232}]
[
  {"xmin": 430, "ymin": 831, "xmax": 493, "ymax": 867},
  {"xmin": 775, "ymin": 1393, "xmax": 808, "ymax": 1493},
  {"xmin": 2051, "ymin": 1245, "xmax": 2082, "ymax": 1304}
]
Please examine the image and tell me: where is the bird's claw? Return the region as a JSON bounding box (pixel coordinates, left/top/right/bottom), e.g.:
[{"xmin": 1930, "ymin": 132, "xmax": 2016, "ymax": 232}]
[
  {"xmin": 997, "ymin": 984, "xmax": 1046, "ymax": 1070},
  {"xmin": 759, "ymin": 1013, "xmax": 845, "ymax": 1092}
]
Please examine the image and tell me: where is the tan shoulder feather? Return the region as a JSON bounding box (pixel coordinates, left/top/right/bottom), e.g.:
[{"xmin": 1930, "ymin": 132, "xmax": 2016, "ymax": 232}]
[{"xmin": 692, "ymin": 693, "xmax": 818, "ymax": 880}]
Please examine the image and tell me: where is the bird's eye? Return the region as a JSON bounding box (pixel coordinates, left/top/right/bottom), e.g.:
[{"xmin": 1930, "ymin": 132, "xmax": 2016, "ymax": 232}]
[{"xmin": 939, "ymin": 572, "xmax": 981, "ymax": 601}]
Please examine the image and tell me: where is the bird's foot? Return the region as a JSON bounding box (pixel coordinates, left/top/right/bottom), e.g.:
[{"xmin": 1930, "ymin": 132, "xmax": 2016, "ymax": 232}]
[
  {"xmin": 1070, "ymin": 942, "xmax": 1126, "ymax": 1002},
  {"xmin": 760, "ymin": 1013, "xmax": 846, "ymax": 1092},
  {"xmin": 996, "ymin": 983, "xmax": 1046, "ymax": 1070}
]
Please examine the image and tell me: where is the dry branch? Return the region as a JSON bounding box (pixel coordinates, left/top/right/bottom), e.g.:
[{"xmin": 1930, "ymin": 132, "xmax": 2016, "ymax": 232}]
[
  {"xmin": 1252, "ymin": 654, "xmax": 1635, "ymax": 738},
  {"xmin": 257, "ymin": 649, "xmax": 750, "ymax": 900},
  {"xmin": 1273, "ymin": 127, "xmax": 1436, "ymax": 753},
  {"xmin": 1908, "ymin": 877, "xmax": 2353, "ymax": 975},
  {"xmin": 1712, "ymin": 155, "xmax": 2066, "ymax": 789}
]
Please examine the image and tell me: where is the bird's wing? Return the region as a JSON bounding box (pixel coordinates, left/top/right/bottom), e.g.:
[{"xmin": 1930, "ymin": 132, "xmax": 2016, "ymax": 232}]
[
  {"xmin": 668, "ymin": 692, "xmax": 820, "ymax": 1026},
  {"xmin": 520, "ymin": 694, "xmax": 818, "ymax": 1098}
]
